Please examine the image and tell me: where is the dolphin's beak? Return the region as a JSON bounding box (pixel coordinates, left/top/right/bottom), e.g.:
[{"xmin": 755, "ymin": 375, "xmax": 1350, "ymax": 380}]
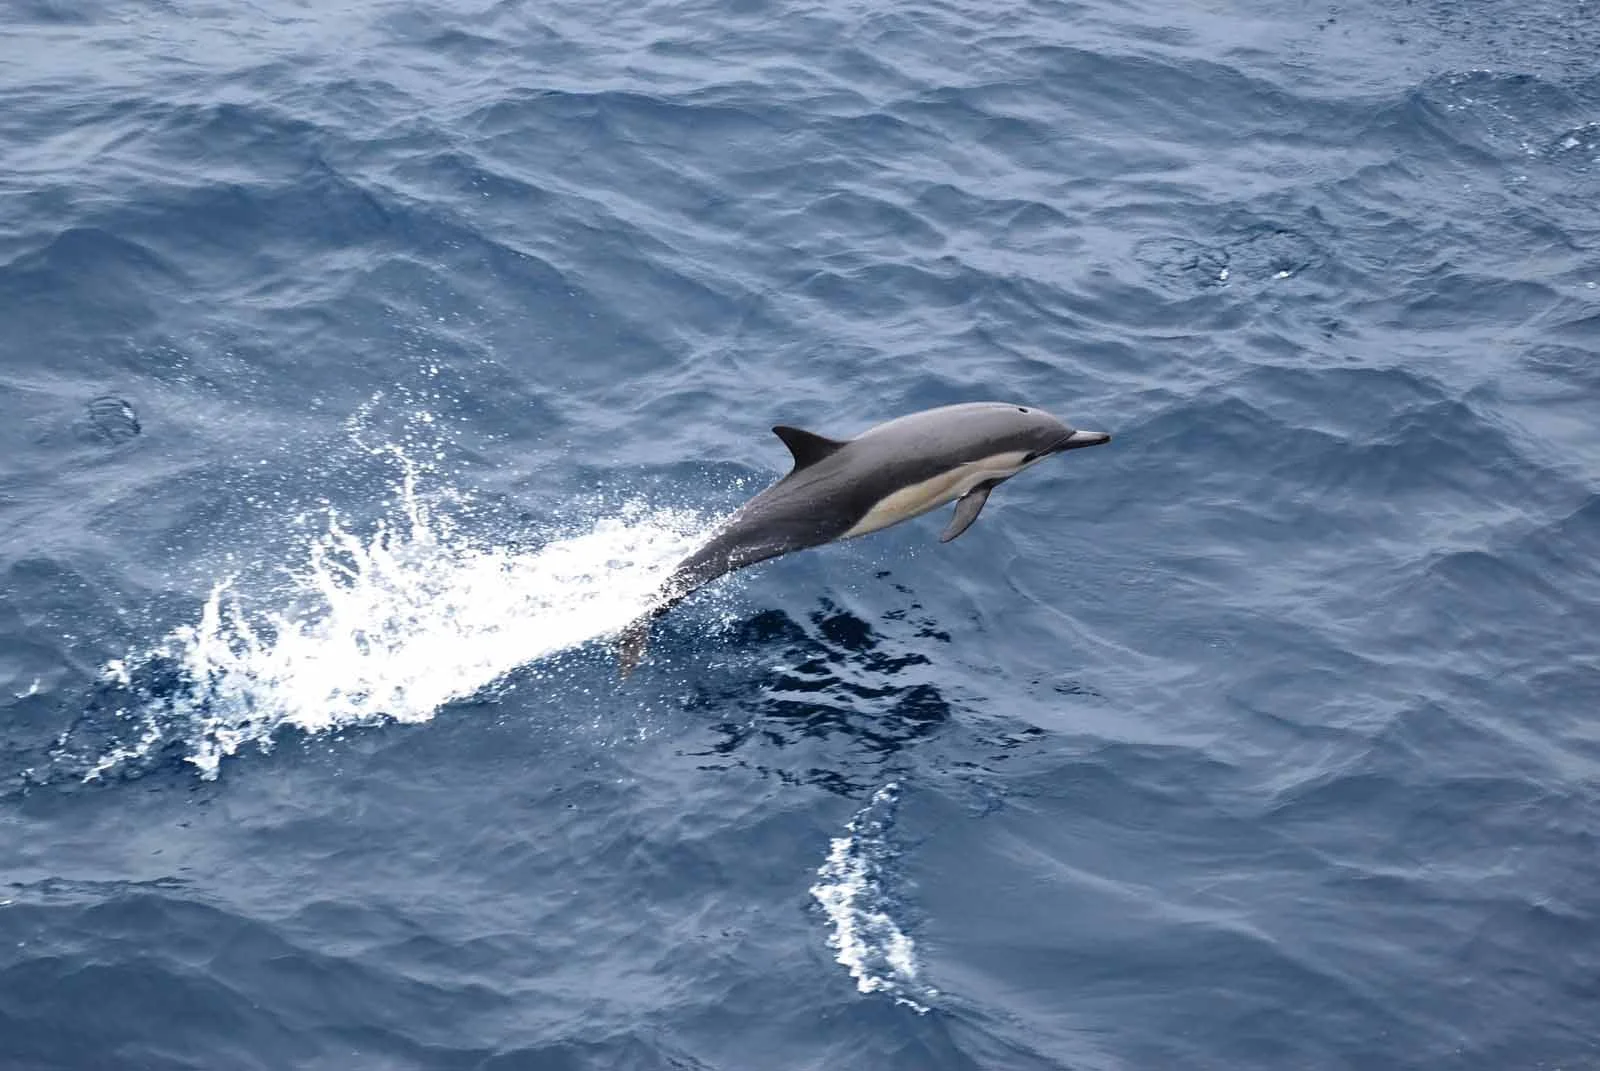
[{"xmin": 1053, "ymin": 429, "xmax": 1112, "ymax": 452}]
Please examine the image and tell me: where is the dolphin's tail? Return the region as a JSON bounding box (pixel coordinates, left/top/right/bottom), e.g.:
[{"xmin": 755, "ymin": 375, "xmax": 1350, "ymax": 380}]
[
  {"xmin": 616, "ymin": 615, "xmax": 652, "ymax": 679},
  {"xmin": 615, "ymin": 565, "xmax": 705, "ymax": 678}
]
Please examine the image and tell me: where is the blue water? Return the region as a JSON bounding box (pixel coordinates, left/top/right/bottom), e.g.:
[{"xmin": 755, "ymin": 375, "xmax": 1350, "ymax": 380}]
[{"xmin": 3, "ymin": 0, "xmax": 1599, "ymax": 1067}]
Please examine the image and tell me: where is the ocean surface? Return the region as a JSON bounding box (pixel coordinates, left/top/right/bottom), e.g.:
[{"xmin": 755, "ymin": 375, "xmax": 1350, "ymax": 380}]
[{"xmin": 3, "ymin": 0, "xmax": 1598, "ymax": 1067}]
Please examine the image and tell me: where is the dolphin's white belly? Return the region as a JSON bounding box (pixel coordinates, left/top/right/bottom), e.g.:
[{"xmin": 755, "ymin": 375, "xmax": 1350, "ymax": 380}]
[{"xmin": 842, "ymin": 451, "xmax": 1031, "ymax": 538}]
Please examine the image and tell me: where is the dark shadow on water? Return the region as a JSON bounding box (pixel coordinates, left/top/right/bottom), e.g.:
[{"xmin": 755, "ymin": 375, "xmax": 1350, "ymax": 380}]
[{"xmin": 680, "ymin": 599, "xmax": 958, "ymax": 797}]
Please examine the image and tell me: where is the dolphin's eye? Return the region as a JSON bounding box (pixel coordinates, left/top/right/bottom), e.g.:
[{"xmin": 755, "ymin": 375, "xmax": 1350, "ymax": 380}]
[
  {"xmin": 1022, "ymin": 450, "xmax": 1039, "ymax": 463},
  {"xmin": 1017, "ymin": 407, "xmax": 1029, "ymax": 413}
]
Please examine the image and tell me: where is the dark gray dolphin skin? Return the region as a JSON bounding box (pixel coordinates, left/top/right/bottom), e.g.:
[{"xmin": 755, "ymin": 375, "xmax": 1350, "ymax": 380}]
[{"xmin": 617, "ymin": 401, "xmax": 1111, "ymax": 675}]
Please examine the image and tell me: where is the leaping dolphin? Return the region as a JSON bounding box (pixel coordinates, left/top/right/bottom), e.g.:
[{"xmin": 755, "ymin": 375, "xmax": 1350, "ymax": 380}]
[{"xmin": 617, "ymin": 401, "xmax": 1111, "ymax": 675}]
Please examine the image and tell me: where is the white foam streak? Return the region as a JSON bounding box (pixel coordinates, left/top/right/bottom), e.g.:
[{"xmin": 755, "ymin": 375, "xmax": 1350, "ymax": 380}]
[
  {"xmin": 95, "ymin": 452, "xmax": 710, "ymax": 779},
  {"xmin": 810, "ymin": 782, "xmax": 935, "ymax": 1013}
]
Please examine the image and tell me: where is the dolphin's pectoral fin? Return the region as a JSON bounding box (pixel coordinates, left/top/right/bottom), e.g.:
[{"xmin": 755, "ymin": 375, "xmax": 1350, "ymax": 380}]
[
  {"xmin": 616, "ymin": 616, "xmax": 652, "ymax": 679},
  {"xmin": 940, "ymin": 481, "xmax": 997, "ymax": 543},
  {"xmin": 772, "ymin": 425, "xmax": 848, "ymax": 471}
]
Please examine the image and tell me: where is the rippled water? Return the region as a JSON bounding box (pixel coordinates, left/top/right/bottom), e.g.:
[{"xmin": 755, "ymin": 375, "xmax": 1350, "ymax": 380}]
[{"xmin": 3, "ymin": 0, "xmax": 1599, "ymax": 1067}]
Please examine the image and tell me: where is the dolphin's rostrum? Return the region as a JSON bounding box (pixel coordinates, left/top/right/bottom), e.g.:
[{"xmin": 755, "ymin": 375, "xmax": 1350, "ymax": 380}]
[{"xmin": 617, "ymin": 401, "xmax": 1110, "ymax": 675}]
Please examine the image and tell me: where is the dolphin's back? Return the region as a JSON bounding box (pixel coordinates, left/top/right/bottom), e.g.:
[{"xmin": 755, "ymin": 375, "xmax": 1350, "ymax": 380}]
[{"xmin": 661, "ymin": 462, "xmax": 867, "ymax": 597}]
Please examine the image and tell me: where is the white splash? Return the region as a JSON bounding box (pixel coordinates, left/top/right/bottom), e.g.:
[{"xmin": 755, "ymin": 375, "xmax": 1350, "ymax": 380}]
[
  {"xmin": 810, "ymin": 782, "xmax": 935, "ymax": 1013},
  {"xmin": 89, "ymin": 449, "xmax": 712, "ymax": 780}
]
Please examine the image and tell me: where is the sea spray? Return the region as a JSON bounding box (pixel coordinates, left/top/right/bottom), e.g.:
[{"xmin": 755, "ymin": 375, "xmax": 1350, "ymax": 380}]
[
  {"xmin": 810, "ymin": 782, "xmax": 936, "ymax": 1012},
  {"xmin": 84, "ymin": 448, "xmax": 712, "ymax": 780}
]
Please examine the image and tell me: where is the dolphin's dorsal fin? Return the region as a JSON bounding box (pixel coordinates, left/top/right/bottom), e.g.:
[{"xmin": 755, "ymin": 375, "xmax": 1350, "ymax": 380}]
[{"xmin": 772, "ymin": 425, "xmax": 847, "ymax": 471}]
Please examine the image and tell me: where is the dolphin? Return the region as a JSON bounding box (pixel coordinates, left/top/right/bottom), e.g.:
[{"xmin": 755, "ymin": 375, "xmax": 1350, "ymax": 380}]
[{"xmin": 617, "ymin": 401, "xmax": 1110, "ymax": 675}]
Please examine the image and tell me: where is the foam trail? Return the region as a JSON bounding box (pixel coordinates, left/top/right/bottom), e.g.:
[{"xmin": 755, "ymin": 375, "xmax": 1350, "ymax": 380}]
[
  {"xmin": 810, "ymin": 782, "xmax": 935, "ymax": 1012},
  {"xmin": 90, "ymin": 450, "xmax": 710, "ymax": 780}
]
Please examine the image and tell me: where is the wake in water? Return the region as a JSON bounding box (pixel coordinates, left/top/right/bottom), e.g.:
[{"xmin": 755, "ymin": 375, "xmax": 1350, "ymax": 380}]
[
  {"xmin": 810, "ymin": 782, "xmax": 936, "ymax": 1013},
  {"xmin": 75, "ymin": 448, "xmax": 713, "ymax": 780}
]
